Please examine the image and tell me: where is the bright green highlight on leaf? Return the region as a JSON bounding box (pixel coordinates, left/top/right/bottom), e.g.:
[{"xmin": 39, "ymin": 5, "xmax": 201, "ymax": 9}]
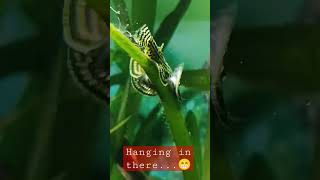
[{"xmin": 110, "ymin": 115, "xmax": 132, "ymax": 134}]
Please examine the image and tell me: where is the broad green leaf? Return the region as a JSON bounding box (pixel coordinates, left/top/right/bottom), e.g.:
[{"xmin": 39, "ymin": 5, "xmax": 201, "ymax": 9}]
[
  {"xmin": 132, "ymin": 104, "xmax": 167, "ymax": 146},
  {"xmin": 132, "ymin": 0, "xmax": 157, "ymax": 30},
  {"xmin": 155, "ymin": 0, "xmax": 192, "ymax": 47}
]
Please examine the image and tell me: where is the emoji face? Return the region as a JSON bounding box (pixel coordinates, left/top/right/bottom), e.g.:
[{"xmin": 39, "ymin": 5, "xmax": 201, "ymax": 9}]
[{"xmin": 178, "ymin": 158, "xmax": 190, "ymax": 170}]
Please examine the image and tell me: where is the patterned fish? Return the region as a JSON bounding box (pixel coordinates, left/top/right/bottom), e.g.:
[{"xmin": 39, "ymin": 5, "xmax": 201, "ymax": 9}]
[
  {"xmin": 129, "ymin": 25, "xmax": 173, "ymax": 96},
  {"xmin": 63, "ymin": 0, "xmax": 109, "ymax": 104}
]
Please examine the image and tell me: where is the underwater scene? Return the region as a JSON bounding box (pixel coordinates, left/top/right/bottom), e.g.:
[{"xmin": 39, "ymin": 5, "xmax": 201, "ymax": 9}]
[
  {"xmin": 110, "ymin": 0, "xmax": 210, "ymax": 179},
  {"xmin": 0, "ymin": 0, "xmax": 108, "ymax": 179},
  {"xmin": 1, "ymin": 0, "xmax": 319, "ymax": 179},
  {"xmin": 212, "ymin": 0, "xmax": 320, "ymax": 180}
]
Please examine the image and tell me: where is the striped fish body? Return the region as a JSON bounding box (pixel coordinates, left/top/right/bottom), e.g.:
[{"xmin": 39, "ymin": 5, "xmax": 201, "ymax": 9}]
[
  {"xmin": 129, "ymin": 59, "xmax": 157, "ymax": 96},
  {"xmin": 68, "ymin": 46, "xmax": 109, "ymax": 102},
  {"xmin": 129, "ymin": 25, "xmax": 172, "ymax": 96},
  {"xmin": 63, "ymin": 0, "xmax": 109, "ymax": 104},
  {"xmin": 134, "ymin": 25, "xmax": 172, "ymax": 85},
  {"xmin": 130, "ymin": 75, "xmax": 156, "ymax": 96}
]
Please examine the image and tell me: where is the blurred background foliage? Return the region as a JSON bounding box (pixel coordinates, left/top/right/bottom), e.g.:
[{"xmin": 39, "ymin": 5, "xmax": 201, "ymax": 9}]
[
  {"xmin": 0, "ymin": 0, "xmax": 107, "ymax": 179},
  {"xmin": 110, "ymin": 0, "xmax": 209, "ymax": 179},
  {"xmin": 213, "ymin": 0, "xmax": 320, "ymax": 180}
]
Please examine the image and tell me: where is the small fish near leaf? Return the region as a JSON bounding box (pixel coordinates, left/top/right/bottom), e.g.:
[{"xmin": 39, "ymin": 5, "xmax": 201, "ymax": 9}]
[{"xmin": 128, "ymin": 24, "xmax": 183, "ymax": 99}]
